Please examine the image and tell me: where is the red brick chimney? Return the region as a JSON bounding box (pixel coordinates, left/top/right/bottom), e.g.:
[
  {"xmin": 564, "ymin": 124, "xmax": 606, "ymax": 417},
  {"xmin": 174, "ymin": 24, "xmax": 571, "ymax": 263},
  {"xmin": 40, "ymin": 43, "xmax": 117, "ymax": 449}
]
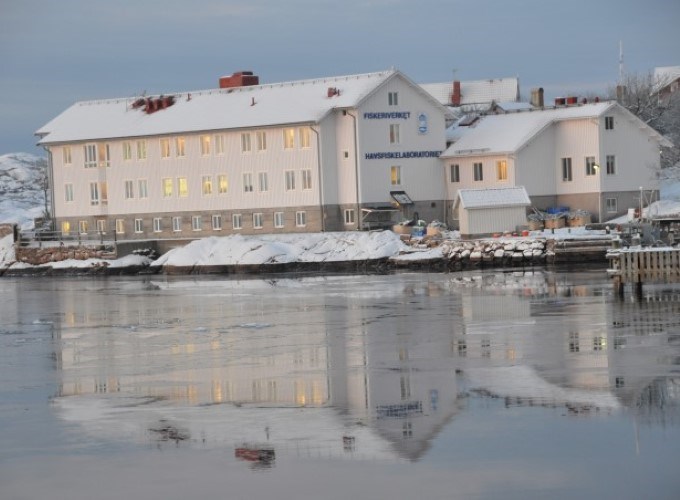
[
  {"xmin": 219, "ymin": 71, "xmax": 260, "ymax": 89},
  {"xmin": 452, "ymin": 80, "xmax": 461, "ymax": 106}
]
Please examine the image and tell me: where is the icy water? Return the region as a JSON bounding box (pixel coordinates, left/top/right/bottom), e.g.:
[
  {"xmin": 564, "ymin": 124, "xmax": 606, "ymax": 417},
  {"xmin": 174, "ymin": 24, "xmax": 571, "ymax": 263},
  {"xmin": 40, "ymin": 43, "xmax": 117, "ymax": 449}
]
[{"xmin": 1, "ymin": 270, "xmax": 679, "ymax": 500}]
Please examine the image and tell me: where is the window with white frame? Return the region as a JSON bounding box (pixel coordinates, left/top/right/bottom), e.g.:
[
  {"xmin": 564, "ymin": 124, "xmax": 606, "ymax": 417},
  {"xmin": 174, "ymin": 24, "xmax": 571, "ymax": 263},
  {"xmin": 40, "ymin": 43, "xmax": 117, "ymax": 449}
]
[
  {"xmin": 63, "ymin": 146, "xmax": 72, "ymax": 165},
  {"xmin": 283, "ymin": 128, "xmax": 295, "ymax": 149},
  {"xmin": 124, "ymin": 180, "xmax": 134, "ymax": 199},
  {"xmin": 299, "ymin": 127, "xmax": 311, "ymax": 148},
  {"xmin": 301, "ymin": 169, "xmax": 312, "ymax": 190},
  {"xmin": 172, "ymin": 216, "xmax": 182, "ymax": 232},
  {"xmin": 605, "ymin": 116, "xmax": 614, "ymax": 130},
  {"xmin": 84, "ymin": 144, "xmax": 97, "ymax": 168},
  {"xmin": 211, "ymin": 214, "xmax": 222, "ymax": 230},
  {"xmin": 253, "ymin": 213, "xmax": 263, "ymax": 229},
  {"xmin": 214, "ymin": 134, "xmax": 224, "ymax": 155},
  {"xmin": 450, "ymin": 164, "xmax": 460, "ymax": 183},
  {"xmin": 606, "ymin": 155, "xmax": 616, "ymax": 175},
  {"xmin": 79, "ymin": 220, "xmax": 88, "ymax": 234},
  {"xmin": 274, "ymin": 212, "xmax": 284, "ymax": 228},
  {"xmin": 243, "ymin": 173, "xmax": 254, "ymax": 193},
  {"xmin": 64, "ymin": 183, "xmax": 74, "ymax": 202},
  {"xmin": 90, "ymin": 182, "xmax": 100, "ymax": 206},
  {"xmin": 473, "ymin": 162, "xmax": 483, "ymax": 182},
  {"xmin": 256, "ymin": 131, "xmax": 267, "ymax": 151},
  {"xmin": 200, "ymin": 135, "xmax": 211, "ymax": 156},
  {"xmin": 138, "ymin": 179, "xmax": 148, "ymax": 199},
  {"xmin": 115, "ymin": 219, "xmax": 125, "ymax": 234},
  {"xmin": 606, "ymin": 198, "xmax": 618, "ymax": 213},
  {"xmin": 258, "ymin": 172, "xmax": 268, "ymax": 192},
  {"xmin": 241, "ymin": 133, "xmax": 251, "ymax": 153},
  {"xmin": 61, "ymin": 221, "xmax": 71, "ymax": 235},
  {"xmin": 218, "ymin": 174, "xmax": 228, "ymax": 194},
  {"xmin": 295, "ymin": 211, "xmax": 307, "ymax": 227},
  {"xmin": 202, "ymin": 175, "xmax": 213, "ymax": 195},
  {"xmin": 178, "ymin": 177, "xmax": 188, "ymax": 197},
  {"xmin": 160, "ymin": 138, "xmax": 171, "ymax": 159},
  {"xmin": 388, "ymin": 92, "xmax": 398, "ymax": 106},
  {"xmin": 585, "ymin": 156, "xmax": 597, "ymax": 176},
  {"xmin": 192, "ymin": 215, "xmax": 202, "ymax": 231},
  {"xmin": 136, "ymin": 140, "xmax": 147, "ymax": 160},
  {"xmin": 285, "ymin": 170, "xmax": 296, "ymax": 191},
  {"xmin": 122, "ymin": 142, "xmax": 132, "ymax": 161},
  {"xmin": 175, "ymin": 137, "xmax": 186, "ymax": 157},
  {"xmin": 561, "ymin": 158, "xmax": 572, "ymax": 181},
  {"xmin": 390, "ymin": 165, "xmax": 401, "ymax": 185},
  {"xmin": 153, "ymin": 217, "xmax": 162, "ymax": 232},
  {"xmin": 232, "ymin": 213, "xmax": 242, "ymax": 230},
  {"xmin": 162, "ymin": 178, "xmax": 173, "ymax": 197},
  {"xmin": 97, "ymin": 144, "xmax": 110, "ymax": 167},
  {"xmin": 389, "ymin": 124, "xmax": 400, "ymax": 144},
  {"xmin": 134, "ymin": 219, "xmax": 143, "ymax": 233},
  {"xmin": 100, "ymin": 182, "xmax": 108, "ymax": 205},
  {"xmin": 344, "ymin": 209, "xmax": 355, "ymax": 225},
  {"xmin": 496, "ymin": 160, "xmax": 508, "ymax": 181},
  {"xmin": 96, "ymin": 219, "xmax": 106, "ymax": 233}
]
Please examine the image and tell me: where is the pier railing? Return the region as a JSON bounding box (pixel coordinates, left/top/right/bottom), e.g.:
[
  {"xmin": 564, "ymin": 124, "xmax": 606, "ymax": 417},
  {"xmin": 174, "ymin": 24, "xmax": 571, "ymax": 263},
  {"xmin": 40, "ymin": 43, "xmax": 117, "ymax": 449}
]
[{"xmin": 608, "ymin": 247, "xmax": 680, "ymax": 294}]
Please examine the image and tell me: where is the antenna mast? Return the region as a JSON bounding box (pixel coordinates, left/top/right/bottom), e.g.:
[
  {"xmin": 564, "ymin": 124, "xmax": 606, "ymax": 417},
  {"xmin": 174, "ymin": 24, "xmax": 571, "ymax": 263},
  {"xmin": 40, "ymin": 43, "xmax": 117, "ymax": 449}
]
[{"xmin": 619, "ymin": 40, "xmax": 624, "ymax": 83}]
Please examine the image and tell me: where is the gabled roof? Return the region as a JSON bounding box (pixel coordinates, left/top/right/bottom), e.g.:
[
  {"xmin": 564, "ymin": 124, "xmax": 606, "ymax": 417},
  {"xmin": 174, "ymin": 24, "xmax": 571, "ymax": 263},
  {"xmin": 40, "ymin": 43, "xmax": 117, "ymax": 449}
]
[
  {"xmin": 442, "ymin": 102, "xmax": 619, "ymax": 157},
  {"xmin": 420, "ymin": 77, "xmax": 519, "ymax": 107},
  {"xmin": 456, "ymin": 186, "xmax": 531, "ymax": 210},
  {"xmin": 654, "ymin": 66, "xmax": 680, "ymax": 87},
  {"xmin": 37, "ymin": 69, "xmax": 434, "ymax": 145}
]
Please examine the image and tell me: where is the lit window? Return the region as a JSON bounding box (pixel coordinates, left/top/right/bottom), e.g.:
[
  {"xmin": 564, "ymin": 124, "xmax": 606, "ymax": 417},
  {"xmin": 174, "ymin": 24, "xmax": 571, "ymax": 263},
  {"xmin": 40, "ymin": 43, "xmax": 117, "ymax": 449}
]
[
  {"xmin": 175, "ymin": 137, "xmax": 186, "ymax": 157},
  {"xmin": 153, "ymin": 218, "xmax": 162, "ymax": 233},
  {"xmin": 243, "ymin": 173, "xmax": 253, "ymax": 193},
  {"xmin": 561, "ymin": 158, "xmax": 572, "ymax": 182},
  {"xmin": 299, "ymin": 127, "xmax": 311, "ymax": 148},
  {"xmin": 211, "ymin": 214, "xmax": 222, "ymax": 230},
  {"xmin": 78, "ymin": 220, "xmax": 88, "ymax": 234},
  {"xmin": 162, "ymin": 178, "xmax": 173, "ymax": 197},
  {"xmin": 200, "ymin": 135, "xmax": 211, "ymax": 156},
  {"xmin": 64, "ymin": 183, "xmax": 74, "ymax": 202},
  {"xmin": 274, "ymin": 212, "xmax": 284, "ymax": 228},
  {"xmin": 496, "ymin": 160, "xmax": 508, "ymax": 181},
  {"xmin": 390, "ymin": 165, "xmax": 401, "ymax": 185},
  {"xmin": 605, "ymin": 116, "xmax": 614, "ymax": 130},
  {"xmin": 115, "ymin": 219, "xmax": 125, "ymax": 234},
  {"xmin": 473, "ymin": 162, "xmax": 483, "ymax": 182},
  {"xmin": 136, "ymin": 140, "xmax": 147, "ymax": 160},
  {"xmin": 100, "ymin": 182, "xmax": 108, "ymax": 205},
  {"xmin": 202, "ymin": 175, "xmax": 213, "ymax": 195},
  {"xmin": 90, "ymin": 182, "xmax": 100, "ymax": 206},
  {"xmin": 61, "ymin": 221, "xmax": 71, "ymax": 235},
  {"xmin": 124, "ymin": 180, "xmax": 134, "ymax": 199},
  {"xmin": 97, "ymin": 144, "xmax": 110, "ymax": 167},
  {"xmin": 178, "ymin": 177, "xmax": 188, "ymax": 197},
  {"xmin": 172, "ymin": 216, "xmax": 182, "ymax": 232},
  {"xmin": 388, "ymin": 92, "xmax": 398, "ymax": 106},
  {"xmin": 450, "ymin": 164, "xmax": 460, "ymax": 183},
  {"xmin": 241, "ymin": 133, "xmax": 251, "ymax": 153},
  {"xmin": 138, "ymin": 179, "xmax": 148, "ymax": 199},
  {"xmin": 283, "ymin": 128, "xmax": 295, "ymax": 149},
  {"xmin": 285, "ymin": 171, "xmax": 296, "ymax": 191},
  {"xmin": 218, "ymin": 174, "xmax": 228, "ymax": 194},
  {"xmin": 63, "ymin": 146, "xmax": 72, "ymax": 165},
  {"xmin": 256, "ymin": 131, "xmax": 267, "ymax": 151},
  {"xmin": 606, "ymin": 155, "xmax": 616, "ymax": 175},
  {"xmin": 389, "ymin": 124, "xmax": 400, "ymax": 144},
  {"xmin": 214, "ymin": 135, "xmax": 224, "ymax": 155},
  {"xmin": 96, "ymin": 219, "xmax": 106, "ymax": 233},
  {"xmin": 295, "ymin": 211, "xmax": 306, "ymax": 227},
  {"xmin": 192, "ymin": 215, "xmax": 202, "ymax": 231},
  {"xmin": 232, "ymin": 214, "xmax": 242, "ymax": 230},
  {"xmin": 253, "ymin": 213, "xmax": 263, "ymax": 229},
  {"xmin": 134, "ymin": 219, "xmax": 143, "ymax": 233},
  {"xmin": 585, "ymin": 156, "xmax": 597, "ymax": 176},
  {"xmin": 160, "ymin": 138, "xmax": 171, "ymax": 159},
  {"xmin": 344, "ymin": 209, "xmax": 355, "ymax": 225},
  {"xmin": 258, "ymin": 172, "xmax": 268, "ymax": 192},
  {"xmin": 301, "ymin": 169, "xmax": 312, "ymax": 190}
]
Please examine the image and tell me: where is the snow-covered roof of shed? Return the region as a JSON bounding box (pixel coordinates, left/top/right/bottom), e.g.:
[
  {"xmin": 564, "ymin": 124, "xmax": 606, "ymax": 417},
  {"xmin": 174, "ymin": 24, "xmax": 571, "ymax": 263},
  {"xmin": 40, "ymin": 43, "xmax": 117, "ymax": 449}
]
[
  {"xmin": 457, "ymin": 186, "xmax": 531, "ymax": 209},
  {"xmin": 36, "ymin": 70, "xmax": 405, "ymax": 144},
  {"xmin": 420, "ymin": 77, "xmax": 519, "ymax": 107},
  {"xmin": 442, "ymin": 102, "xmax": 617, "ymax": 157}
]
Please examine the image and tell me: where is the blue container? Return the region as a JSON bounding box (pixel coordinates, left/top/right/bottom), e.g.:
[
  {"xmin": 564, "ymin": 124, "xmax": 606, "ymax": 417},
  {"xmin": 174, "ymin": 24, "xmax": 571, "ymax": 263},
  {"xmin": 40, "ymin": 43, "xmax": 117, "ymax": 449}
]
[
  {"xmin": 545, "ymin": 206, "xmax": 569, "ymax": 215},
  {"xmin": 411, "ymin": 227, "xmax": 426, "ymax": 237}
]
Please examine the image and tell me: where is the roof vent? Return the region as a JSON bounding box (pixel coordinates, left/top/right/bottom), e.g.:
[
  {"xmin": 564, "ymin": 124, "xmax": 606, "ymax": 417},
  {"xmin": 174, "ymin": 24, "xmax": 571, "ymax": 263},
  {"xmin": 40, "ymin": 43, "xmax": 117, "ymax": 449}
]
[{"xmin": 327, "ymin": 87, "xmax": 341, "ymax": 98}]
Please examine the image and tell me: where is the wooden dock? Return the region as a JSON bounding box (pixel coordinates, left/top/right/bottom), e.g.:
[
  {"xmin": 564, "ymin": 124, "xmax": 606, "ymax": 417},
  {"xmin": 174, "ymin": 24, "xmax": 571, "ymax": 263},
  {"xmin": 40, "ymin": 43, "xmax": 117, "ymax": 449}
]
[{"xmin": 607, "ymin": 247, "xmax": 680, "ymax": 295}]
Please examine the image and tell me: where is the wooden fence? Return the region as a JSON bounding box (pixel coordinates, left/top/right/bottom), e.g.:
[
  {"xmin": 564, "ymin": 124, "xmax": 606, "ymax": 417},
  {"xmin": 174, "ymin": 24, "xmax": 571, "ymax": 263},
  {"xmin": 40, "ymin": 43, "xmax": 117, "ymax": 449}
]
[{"xmin": 608, "ymin": 248, "xmax": 680, "ymax": 294}]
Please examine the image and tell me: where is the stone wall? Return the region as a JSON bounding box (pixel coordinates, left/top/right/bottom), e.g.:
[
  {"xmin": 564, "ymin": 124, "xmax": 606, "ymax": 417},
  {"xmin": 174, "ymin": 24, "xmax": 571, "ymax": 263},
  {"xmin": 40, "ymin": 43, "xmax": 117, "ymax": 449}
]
[{"xmin": 15, "ymin": 244, "xmax": 117, "ymax": 266}]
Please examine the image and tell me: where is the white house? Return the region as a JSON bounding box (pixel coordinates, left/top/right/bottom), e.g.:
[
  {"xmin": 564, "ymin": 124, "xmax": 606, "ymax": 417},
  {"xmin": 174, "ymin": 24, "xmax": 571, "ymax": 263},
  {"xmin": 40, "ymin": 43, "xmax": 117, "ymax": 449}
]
[
  {"xmin": 454, "ymin": 186, "xmax": 531, "ymax": 236},
  {"xmin": 36, "ymin": 69, "xmax": 451, "ymax": 240},
  {"xmin": 440, "ymin": 101, "xmax": 672, "ymax": 223}
]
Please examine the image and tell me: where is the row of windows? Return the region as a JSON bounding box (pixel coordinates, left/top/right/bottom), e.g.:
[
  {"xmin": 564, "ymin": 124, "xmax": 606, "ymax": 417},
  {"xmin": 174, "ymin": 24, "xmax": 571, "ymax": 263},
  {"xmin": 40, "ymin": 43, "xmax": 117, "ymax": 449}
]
[
  {"xmin": 448, "ymin": 156, "xmax": 617, "ymax": 183},
  {"xmin": 63, "ymin": 127, "xmax": 314, "ymax": 167},
  {"xmin": 65, "ymin": 171, "xmax": 314, "ymax": 204}
]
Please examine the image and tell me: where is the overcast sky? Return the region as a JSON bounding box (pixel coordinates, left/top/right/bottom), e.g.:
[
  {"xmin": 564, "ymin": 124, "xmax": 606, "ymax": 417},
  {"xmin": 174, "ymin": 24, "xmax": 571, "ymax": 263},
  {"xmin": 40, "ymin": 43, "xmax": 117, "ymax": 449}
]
[{"xmin": 1, "ymin": 0, "xmax": 679, "ymax": 155}]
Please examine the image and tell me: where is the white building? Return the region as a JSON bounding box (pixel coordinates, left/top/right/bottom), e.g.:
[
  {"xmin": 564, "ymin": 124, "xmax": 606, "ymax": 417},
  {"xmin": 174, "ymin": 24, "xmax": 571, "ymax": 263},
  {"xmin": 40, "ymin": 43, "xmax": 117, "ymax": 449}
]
[
  {"xmin": 36, "ymin": 70, "xmax": 451, "ymax": 240},
  {"xmin": 440, "ymin": 101, "xmax": 672, "ymax": 223},
  {"xmin": 420, "ymin": 77, "xmax": 520, "ymax": 112},
  {"xmin": 454, "ymin": 186, "xmax": 531, "ymax": 236}
]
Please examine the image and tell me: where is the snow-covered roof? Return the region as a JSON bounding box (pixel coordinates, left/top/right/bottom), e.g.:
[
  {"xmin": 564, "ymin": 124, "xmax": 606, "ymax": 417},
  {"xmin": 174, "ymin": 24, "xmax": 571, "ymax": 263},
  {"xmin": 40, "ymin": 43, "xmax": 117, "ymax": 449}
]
[
  {"xmin": 36, "ymin": 70, "xmax": 410, "ymax": 144},
  {"xmin": 654, "ymin": 65, "xmax": 680, "ymax": 87},
  {"xmin": 442, "ymin": 102, "xmax": 618, "ymax": 157},
  {"xmin": 420, "ymin": 77, "xmax": 519, "ymax": 107},
  {"xmin": 456, "ymin": 186, "xmax": 531, "ymax": 210}
]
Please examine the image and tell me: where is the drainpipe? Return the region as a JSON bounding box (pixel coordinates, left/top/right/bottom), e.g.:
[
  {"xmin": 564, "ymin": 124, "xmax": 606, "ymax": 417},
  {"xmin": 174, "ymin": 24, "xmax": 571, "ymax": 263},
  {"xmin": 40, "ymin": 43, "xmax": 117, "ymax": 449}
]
[
  {"xmin": 310, "ymin": 125, "xmax": 325, "ymax": 232},
  {"xmin": 344, "ymin": 110, "xmax": 361, "ymax": 229},
  {"xmin": 41, "ymin": 145, "xmax": 56, "ymax": 231}
]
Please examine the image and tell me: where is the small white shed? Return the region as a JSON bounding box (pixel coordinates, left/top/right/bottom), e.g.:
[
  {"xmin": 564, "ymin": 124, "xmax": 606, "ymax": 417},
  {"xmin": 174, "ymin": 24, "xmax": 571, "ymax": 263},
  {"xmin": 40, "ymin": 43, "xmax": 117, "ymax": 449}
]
[{"xmin": 454, "ymin": 186, "xmax": 531, "ymax": 236}]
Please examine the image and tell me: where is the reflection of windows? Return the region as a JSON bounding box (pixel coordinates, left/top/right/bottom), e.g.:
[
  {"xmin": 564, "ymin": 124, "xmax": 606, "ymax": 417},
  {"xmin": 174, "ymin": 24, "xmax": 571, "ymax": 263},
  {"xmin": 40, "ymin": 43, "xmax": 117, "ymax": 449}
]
[
  {"xmin": 457, "ymin": 339, "xmax": 467, "ymax": 357},
  {"xmin": 481, "ymin": 339, "xmax": 491, "ymax": 358},
  {"xmin": 593, "ymin": 336, "xmax": 606, "ymax": 351},
  {"xmin": 569, "ymin": 332, "xmax": 579, "ymax": 352},
  {"xmin": 294, "ymin": 380, "xmax": 306, "ymax": 405},
  {"xmin": 400, "ymin": 374, "xmax": 410, "ymax": 400},
  {"xmin": 402, "ymin": 421, "xmax": 412, "ymax": 438}
]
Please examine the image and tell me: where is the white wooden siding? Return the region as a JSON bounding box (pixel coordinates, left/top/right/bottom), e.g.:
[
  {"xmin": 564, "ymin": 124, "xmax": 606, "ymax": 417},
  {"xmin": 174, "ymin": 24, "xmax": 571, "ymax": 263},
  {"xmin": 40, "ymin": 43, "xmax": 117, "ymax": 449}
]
[{"xmin": 460, "ymin": 206, "xmax": 526, "ymax": 235}]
